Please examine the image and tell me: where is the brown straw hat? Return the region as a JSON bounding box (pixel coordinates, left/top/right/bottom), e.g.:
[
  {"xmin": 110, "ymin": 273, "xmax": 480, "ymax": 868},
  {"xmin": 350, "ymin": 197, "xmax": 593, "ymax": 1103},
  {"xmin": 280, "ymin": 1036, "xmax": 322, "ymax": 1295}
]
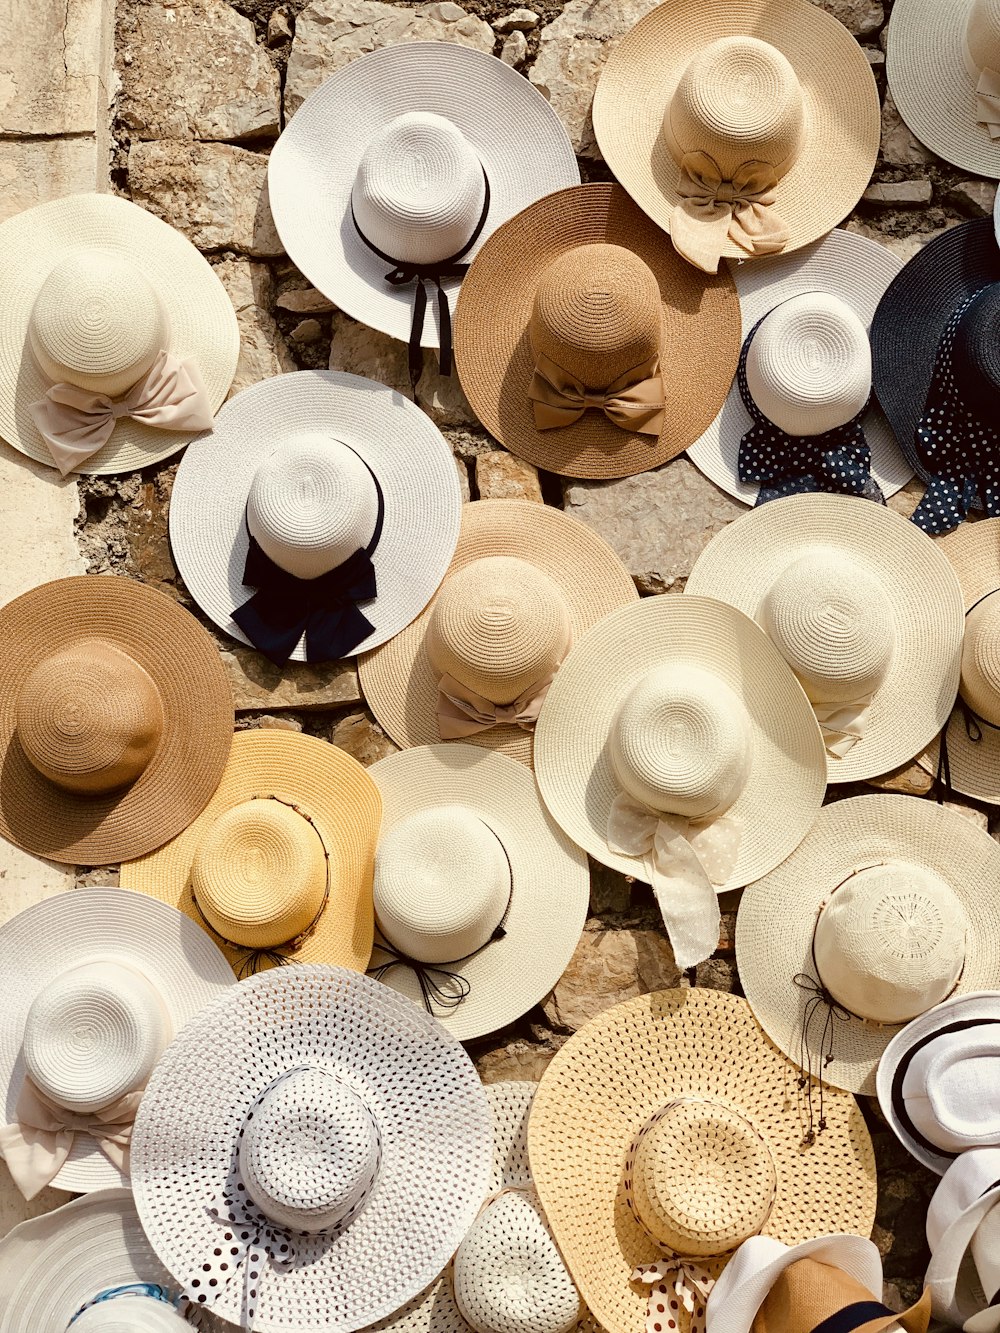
[
  {"xmin": 0, "ymin": 576, "xmax": 233, "ymax": 865},
  {"xmin": 453, "ymin": 183, "xmax": 741, "ymax": 479},
  {"xmin": 751, "ymin": 1259, "xmax": 931, "ymax": 1333}
]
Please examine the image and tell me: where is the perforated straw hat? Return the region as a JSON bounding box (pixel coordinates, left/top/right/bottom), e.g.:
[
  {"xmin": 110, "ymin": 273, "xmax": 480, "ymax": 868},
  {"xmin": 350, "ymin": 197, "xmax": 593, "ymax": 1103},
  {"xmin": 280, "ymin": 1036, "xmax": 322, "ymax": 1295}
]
[{"xmin": 926, "ymin": 1147, "xmax": 1000, "ymax": 1331}]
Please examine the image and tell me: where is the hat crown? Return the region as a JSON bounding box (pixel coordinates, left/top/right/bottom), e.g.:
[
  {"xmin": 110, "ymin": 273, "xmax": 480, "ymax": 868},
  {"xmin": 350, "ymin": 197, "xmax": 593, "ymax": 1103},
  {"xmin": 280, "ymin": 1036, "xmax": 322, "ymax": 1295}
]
[
  {"xmin": 351, "ymin": 111, "xmax": 487, "ymax": 266},
  {"xmin": 952, "ymin": 284, "xmax": 1000, "ymax": 418},
  {"xmin": 904, "ymin": 1027, "xmax": 1000, "ymax": 1154},
  {"xmin": 28, "ymin": 250, "xmax": 169, "ymax": 397},
  {"xmin": 15, "ymin": 638, "xmax": 164, "ymax": 795},
  {"xmin": 813, "ymin": 863, "xmax": 968, "ymax": 1023},
  {"xmin": 961, "ymin": 597, "xmax": 1000, "ymax": 726},
  {"xmin": 22, "ymin": 961, "xmax": 170, "ymax": 1114},
  {"xmin": 70, "ymin": 1297, "xmax": 192, "ymax": 1332},
  {"xmin": 755, "ymin": 1257, "xmax": 900, "ymax": 1333},
  {"xmin": 374, "ymin": 805, "xmax": 510, "ymax": 965},
  {"xmin": 967, "ymin": 0, "xmax": 1000, "ymax": 76}
]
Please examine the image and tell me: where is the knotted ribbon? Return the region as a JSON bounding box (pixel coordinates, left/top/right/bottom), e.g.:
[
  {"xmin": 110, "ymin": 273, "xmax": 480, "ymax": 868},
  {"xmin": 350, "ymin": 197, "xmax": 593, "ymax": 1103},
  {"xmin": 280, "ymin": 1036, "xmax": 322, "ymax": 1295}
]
[
  {"xmin": 792, "ymin": 968, "xmax": 852, "ymax": 1146},
  {"xmin": 68, "ymin": 1284, "xmax": 187, "ymax": 1326},
  {"xmin": 631, "ymin": 1259, "xmax": 715, "ymax": 1333},
  {"xmin": 812, "ymin": 698, "xmax": 875, "ymax": 759},
  {"xmin": 671, "ymin": 151, "xmax": 789, "ymax": 274},
  {"xmin": 28, "ymin": 350, "xmax": 214, "ymax": 476},
  {"xmin": 436, "ymin": 669, "xmax": 555, "ymax": 740},
  {"xmin": 527, "ymin": 350, "xmax": 665, "ymax": 436},
  {"xmin": 967, "ymin": 38, "xmax": 1000, "ymax": 139}
]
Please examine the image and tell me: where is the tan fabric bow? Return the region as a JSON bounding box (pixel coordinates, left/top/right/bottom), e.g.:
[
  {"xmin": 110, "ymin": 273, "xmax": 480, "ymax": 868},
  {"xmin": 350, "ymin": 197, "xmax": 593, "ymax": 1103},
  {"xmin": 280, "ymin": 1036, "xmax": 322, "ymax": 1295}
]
[
  {"xmin": 632, "ymin": 1258, "xmax": 715, "ymax": 1333},
  {"xmin": 812, "ymin": 696, "xmax": 874, "ymax": 759},
  {"xmin": 528, "ymin": 350, "xmax": 665, "ymax": 435},
  {"xmin": 0, "ymin": 1078, "xmax": 140, "ymax": 1199},
  {"xmin": 28, "ymin": 349, "xmax": 214, "ymax": 476},
  {"xmin": 974, "ymin": 66, "xmax": 1000, "ymax": 139},
  {"xmin": 436, "ymin": 671, "xmax": 555, "ymax": 740},
  {"xmin": 671, "ymin": 151, "xmax": 790, "ymax": 274}
]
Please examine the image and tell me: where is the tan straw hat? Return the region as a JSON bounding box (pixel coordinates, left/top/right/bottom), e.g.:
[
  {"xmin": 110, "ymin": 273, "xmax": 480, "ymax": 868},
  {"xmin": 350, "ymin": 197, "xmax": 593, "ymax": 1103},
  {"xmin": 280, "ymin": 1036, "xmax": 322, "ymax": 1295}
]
[
  {"xmin": 592, "ymin": 0, "xmax": 879, "ymax": 275},
  {"xmin": 0, "ymin": 575, "xmax": 233, "ymax": 866},
  {"xmin": 453, "ymin": 184, "xmax": 740, "ymax": 480},
  {"xmin": 747, "ymin": 1259, "xmax": 931, "ymax": 1333},
  {"xmin": 119, "ymin": 730, "xmax": 381, "ymax": 979},
  {"xmin": 358, "ymin": 500, "xmax": 638, "ymax": 767},
  {"xmin": 527, "ymin": 988, "xmax": 876, "ymax": 1333}
]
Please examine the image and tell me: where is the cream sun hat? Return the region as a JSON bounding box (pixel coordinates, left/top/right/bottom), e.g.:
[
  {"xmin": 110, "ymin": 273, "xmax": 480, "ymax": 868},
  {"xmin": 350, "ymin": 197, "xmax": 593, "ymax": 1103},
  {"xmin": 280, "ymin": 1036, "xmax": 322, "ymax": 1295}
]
[
  {"xmin": 168, "ymin": 370, "xmax": 463, "ymax": 665},
  {"xmin": 358, "ymin": 500, "xmax": 638, "ymax": 768},
  {"xmin": 120, "ymin": 729, "xmax": 381, "ymax": 979},
  {"xmin": 592, "ymin": 0, "xmax": 880, "ymax": 275},
  {"xmin": 0, "ymin": 193, "xmax": 237, "ymax": 475},
  {"xmin": 684, "ymin": 493, "xmax": 965, "ymax": 782},
  {"xmin": 925, "ymin": 1147, "xmax": 1000, "ymax": 1331},
  {"xmin": 129, "ymin": 965, "xmax": 493, "ymax": 1332},
  {"xmin": 533, "ymin": 595, "xmax": 825, "ymax": 971}
]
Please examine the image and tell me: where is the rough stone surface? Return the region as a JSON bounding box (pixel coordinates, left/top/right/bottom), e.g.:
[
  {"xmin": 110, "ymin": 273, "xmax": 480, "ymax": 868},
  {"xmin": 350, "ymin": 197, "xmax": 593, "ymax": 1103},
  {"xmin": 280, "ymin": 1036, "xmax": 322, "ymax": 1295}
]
[
  {"xmin": 543, "ymin": 921, "xmax": 683, "ymax": 1032},
  {"xmin": 863, "ymin": 180, "xmax": 932, "ymax": 207},
  {"xmin": 475, "ymin": 450, "xmax": 543, "ymax": 502},
  {"xmin": 880, "ymin": 89, "xmax": 935, "ymax": 165},
  {"xmin": 0, "ymin": 0, "xmax": 110, "ymax": 135},
  {"xmin": 866, "ymin": 760, "xmax": 935, "ymax": 797},
  {"xmin": 0, "ymin": 452, "xmax": 87, "ymax": 604},
  {"xmin": 947, "ymin": 179, "xmax": 998, "ymax": 218},
  {"xmin": 0, "ymin": 139, "xmax": 106, "ymax": 222},
  {"xmin": 267, "ymin": 5, "xmax": 292, "ymax": 44},
  {"xmin": 0, "ymin": 839, "xmax": 74, "ymax": 925},
  {"xmin": 277, "ymin": 286, "xmax": 335, "ymax": 315},
  {"xmin": 222, "ymin": 646, "xmax": 362, "ymax": 711},
  {"xmin": 810, "ymin": 0, "xmax": 883, "ymax": 36},
  {"xmin": 500, "ymin": 30, "xmax": 528, "ymax": 65},
  {"xmin": 495, "ymin": 8, "xmax": 538, "ymax": 31},
  {"xmin": 214, "ymin": 257, "xmax": 297, "ymax": 395},
  {"xmin": 327, "ymin": 710, "xmax": 400, "ymax": 765}
]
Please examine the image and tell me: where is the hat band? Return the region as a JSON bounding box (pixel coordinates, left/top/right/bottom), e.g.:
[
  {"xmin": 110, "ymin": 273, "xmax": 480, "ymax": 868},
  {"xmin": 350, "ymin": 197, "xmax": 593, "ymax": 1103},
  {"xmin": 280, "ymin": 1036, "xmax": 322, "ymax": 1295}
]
[
  {"xmin": 631, "ymin": 1257, "xmax": 714, "ymax": 1333},
  {"xmin": 671, "ymin": 152, "xmax": 789, "ymax": 275},
  {"xmin": 810, "ymin": 1302, "xmax": 902, "ymax": 1333},
  {"xmin": 889, "ymin": 1017, "xmax": 1000, "ymax": 1163},
  {"xmin": 527, "ymin": 349, "xmax": 665, "ymax": 437},
  {"xmin": 936, "ymin": 588, "xmax": 1000, "ymax": 802},
  {"xmin": 963, "ymin": 35, "xmax": 1000, "ymax": 140},
  {"xmin": 68, "ymin": 1284, "xmax": 186, "ymax": 1327},
  {"xmin": 436, "ymin": 665, "xmax": 559, "ymax": 740}
]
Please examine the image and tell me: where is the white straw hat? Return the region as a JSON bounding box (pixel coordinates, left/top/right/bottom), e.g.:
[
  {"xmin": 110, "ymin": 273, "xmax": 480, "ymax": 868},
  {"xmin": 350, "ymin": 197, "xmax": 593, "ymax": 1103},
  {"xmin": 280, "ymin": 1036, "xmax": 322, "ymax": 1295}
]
[
  {"xmin": 687, "ymin": 229, "xmax": 912, "ymax": 506},
  {"xmin": 737, "ymin": 794, "xmax": 1000, "ymax": 1097},
  {"xmin": 0, "ymin": 193, "xmax": 237, "ymax": 475},
  {"xmin": 130, "ymin": 965, "xmax": 493, "ymax": 1332},
  {"xmin": 0, "ymin": 890, "xmax": 234, "ymax": 1198},
  {"xmin": 365, "ymin": 745, "xmax": 588, "ymax": 1041},
  {"xmin": 169, "ymin": 369, "xmax": 462, "ymax": 664},
  {"xmin": 926, "ymin": 1146, "xmax": 1000, "ymax": 1330}
]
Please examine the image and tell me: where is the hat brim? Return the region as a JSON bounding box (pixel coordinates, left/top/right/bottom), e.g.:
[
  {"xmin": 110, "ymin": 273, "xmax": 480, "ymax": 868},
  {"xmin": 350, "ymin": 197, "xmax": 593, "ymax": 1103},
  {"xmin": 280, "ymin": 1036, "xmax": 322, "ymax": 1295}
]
[
  {"xmin": 926, "ymin": 1186, "xmax": 1000, "ymax": 1328},
  {"xmin": 687, "ymin": 229, "xmax": 912, "ymax": 504},
  {"xmin": 454, "ymin": 183, "xmax": 742, "ymax": 479},
  {"xmin": 592, "ymin": 0, "xmax": 880, "ymax": 262},
  {"xmin": 119, "ymin": 730, "xmax": 381, "ymax": 978},
  {"xmin": 267, "ymin": 42, "xmax": 579, "ymax": 350},
  {"xmin": 737, "ymin": 794, "xmax": 1000, "ymax": 1096},
  {"xmin": 357, "ymin": 500, "xmax": 639, "ymax": 767},
  {"xmin": 0, "ymin": 577, "xmax": 234, "ymax": 865},
  {"xmin": 168, "ymin": 370, "xmax": 463, "ymax": 661}
]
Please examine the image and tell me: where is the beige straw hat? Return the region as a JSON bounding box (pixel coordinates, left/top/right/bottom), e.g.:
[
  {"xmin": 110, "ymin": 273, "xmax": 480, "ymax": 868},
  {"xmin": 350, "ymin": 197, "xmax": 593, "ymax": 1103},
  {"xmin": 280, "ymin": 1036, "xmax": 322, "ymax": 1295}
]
[
  {"xmin": 527, "ymin": 988, "xmax": 876, "ymax": 1333},
  {"xmin": 358, "ymin": 500, "xmax": 637, "ymax": 767},
  {"xmin": 685, "ymin": 494, "xmax": 965, "ymax": 783},
  {"xmin": 0, "ymin": 575, "xmax": 233, "ymax": 866},
  {"xmin": 453, "ymin": 183, "xmax": 741, "ymax": 480},
  {"xmin": 119, "ymin": 730, "xmax": 381, "ymax": 979},
  {"xmin": 592, "ymin": 0, "xmax": 879, "ymax": 275}
]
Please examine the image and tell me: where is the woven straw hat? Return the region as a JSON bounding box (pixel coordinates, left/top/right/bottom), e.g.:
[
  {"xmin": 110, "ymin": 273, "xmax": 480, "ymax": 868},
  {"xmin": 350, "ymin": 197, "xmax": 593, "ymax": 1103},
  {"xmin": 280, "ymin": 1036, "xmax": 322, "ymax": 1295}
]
[
  {"xmin": 119, "ymin": 729, "xmax": 380, "ymax": 979},
  {"xmin": 129, "ymin": 965, "xmax": 492, "ymax": 1332},
  {"xmin": 685, "ymin": 493, "xmax": 965, "ymax": 782},
  {"xmin": 365, "ymin": 745, "xmax": 588, "ymax": 1041},
  {"xmin": 168, "ymin": 370, "xmax": 462, "ymax": 662},
  {"xmin": 527, "ymin": 988, "xmax": 876, "ymax": 1333},
  {"xmin": 737, "ymin": 794, "xmax": 1000, "ymax": 1096},
  {"xmin": 0, "ymin": 193, "xmax": 237, "ymax": 475},
  {"xmin": 591, "ymin": 0, "xmax": 879, "ymax": 274},
  {"xmin": 358, "ymin": 500, "xmax": 637, "ymax": 767},
  {"xmin": 926, "ymin": 1147, "xmax": 1000, "ymax": 1331},
  {"xmin": 453, "ymin": 183, "xmax": 741, "ymax": 480},
  {"xmin": 744, "ymin": 1258, "xmax": 929, "ymax": 1333},
  {"xmin": 0, "ymin": 890, "xmax": 234, "ymax": 1196},
  {"xmin": 0, "ymin": 575, "xmax": 233, "ymax": 866}
]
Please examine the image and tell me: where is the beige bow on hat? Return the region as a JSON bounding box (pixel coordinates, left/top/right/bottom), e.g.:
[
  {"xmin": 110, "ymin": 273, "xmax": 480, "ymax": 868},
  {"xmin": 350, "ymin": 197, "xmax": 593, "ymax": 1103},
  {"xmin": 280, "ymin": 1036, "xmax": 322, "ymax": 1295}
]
[
  {"xmin": 671, "ymin": 152, "xmax": 790, "ymax": 275},
  {"xmin": 528, "ymin": 350, "xmax": 665, "ymax": 435},
  {"xmin": 436, "ymin": 670, "xmax": 556, "ymax": 740},
  {"xmin": 812, "ymin": 697, "xmax": 875, "ymax": 759},
  {"xmin": 632, "ymin": 1257, "xmax": 715, "ymax": 1333}
]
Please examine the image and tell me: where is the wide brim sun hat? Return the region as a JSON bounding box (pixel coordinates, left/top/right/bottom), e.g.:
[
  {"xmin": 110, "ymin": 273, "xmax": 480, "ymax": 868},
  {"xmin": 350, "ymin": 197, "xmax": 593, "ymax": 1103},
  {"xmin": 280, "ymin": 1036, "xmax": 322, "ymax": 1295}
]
[
  {"xmin": 168, "ymin": 370, "xmax": 463, "ymax": 662},
  {"xmin": 453, "ymin": 182, "xmax": 742, "ymax": 480},
  {"xmin": 925, "ymin": 1147, "xmax": 1000, "ymax": 1331}
]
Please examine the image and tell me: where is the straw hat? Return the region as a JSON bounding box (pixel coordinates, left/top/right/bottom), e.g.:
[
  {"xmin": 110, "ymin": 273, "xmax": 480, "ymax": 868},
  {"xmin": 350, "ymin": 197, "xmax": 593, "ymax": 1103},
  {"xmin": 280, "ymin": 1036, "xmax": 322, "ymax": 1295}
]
[
  {"xmin": 365, "ymin": 745, "xmax": 588, "ymax": 1041},
  {"xmin": 737, "ymin": 794, "xmax": 1000, "ymax": 1097},
  {"xmin": 358, "ymin": 499, "xmax": 638, "ymax": 767},
  {"xmin": 527, "ymin": 988, "xmax": 876, "ymax": 1333},
  {"xmin": 0, "ymin": 193, "xmax": 237, "ymax": 475},
  {"xmin": 129, "ymin": 965, "xmax": 493, "ymax": 1332},
  {"xmin": 926, "ymin": 1147, "xmax": 1000, "ymax": 1331},
  {"xmin": 684, "ymin": 493, "xmax": 965, "ymax": 782},
  {"xmin": 687, "ymin": 229, "xmax": 912, "ymax": 506},
  {"xmin": 592, "ymin": 0, "xmax": 879, "ymax": 275},
  {"xmin": 119, "ymin": 729, "xmax": 381, "ymax": 979},
  {"xmin": 453, "ymin": 183, "xmax": 741, "ymax": 479},
  {"xmin": 168, "ymin": 370, "xmax": 463, "ymax": 664},
  {"xmin": 0, "ymin": 575, "xmax": 233, "ymax": 866}
]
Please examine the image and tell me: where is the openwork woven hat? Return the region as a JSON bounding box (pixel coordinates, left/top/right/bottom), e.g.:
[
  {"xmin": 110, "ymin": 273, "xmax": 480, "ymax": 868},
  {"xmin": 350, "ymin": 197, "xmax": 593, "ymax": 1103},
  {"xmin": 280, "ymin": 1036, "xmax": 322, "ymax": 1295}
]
[
  {"xmin": 527, "ymin": 988, "xmax": 876, "ymax": 1333},
  {"xmin": 130, "ymin": 965, "xmax": 493, "ymax": 1333},
  {"xmin": 0, "ymin": 575, "xmax": 233, "ymax": 866},
  {"xmin": 926, "ymin": 1147, "xmax": 1000, "ymax": 1331},
  {"xmin": 454, "ymin": 183, "xmax": 741, "ymax": 480},
  {"xmin": 120, "ymin": 730, "xmax": 381, "ymax": 979}
]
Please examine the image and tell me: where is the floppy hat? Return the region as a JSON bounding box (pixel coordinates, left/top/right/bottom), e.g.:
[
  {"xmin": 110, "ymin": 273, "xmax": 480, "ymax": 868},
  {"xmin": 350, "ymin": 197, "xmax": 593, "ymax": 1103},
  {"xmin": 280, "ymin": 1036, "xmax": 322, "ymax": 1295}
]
[
  {"xmin": 365, "ymin": 745, "xmax": 588, "ymax": 1041},
  {"xmin": 0, "ymin": 193, "xmax": 237, "ymax": 475},
  {"xmin": 268, "ymin": 43, "xmax": 578, "ymax": 384},
  {"xmin": 168, "ymin": 369, "xmax": 463, "ymax": 665},
  {"xmin": 527, "ymin": 988, "xmax": 876, "ymax": 1333},
  {"xmin": 533, "ymin": 594, "xmax": 825, "ymax": 970},
  {"xmin": 453, "ymin": 182, "xmax": 741, "ymax": 480},
  {"xmin": 358, "ymin": 499, "xmax": 638, "ymax": 767},
  {"xmin": 119, "ymin": 729, "xmax": 381, "ymax": 979},
  {"xmin": 686, "ymin": 229, "xmax": 912, "ymax": 506},
  {"xmin": 129, "ymin": 965, "xmax": 493, "ymax": 1332},
  {"xmin": 592, "ymin": 0, "xmax": 879, "ymax": 275},
  {"xmin": 737, "ymin": 794, "xmax": 1000, "ymax": 1098},
  {"xmin": 0, "ymin": 889, "xmax": 234, "ymax": 1199},
  {"xmin": 684, "ymin": 493, "xmax": 965, "ymax": 782},
  {"xmin": 0, "ymin": 575, "xmax": 233, "ymax": 866},
  {"xmin": 926, "ymin": 1146, "xmax": 1000, "ymax": 1330}
]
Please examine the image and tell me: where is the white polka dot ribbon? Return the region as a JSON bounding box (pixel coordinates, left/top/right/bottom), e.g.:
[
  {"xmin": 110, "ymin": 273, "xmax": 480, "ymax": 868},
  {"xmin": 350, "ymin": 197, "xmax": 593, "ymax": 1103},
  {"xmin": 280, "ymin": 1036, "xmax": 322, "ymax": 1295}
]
[
  {"xmin": 631, "ymin": 1258, "xmax": 715, "ymax": 1333},
  {"xmin": 186, "ymin": 1184, "xmax": 296, "ymax": 1329}
]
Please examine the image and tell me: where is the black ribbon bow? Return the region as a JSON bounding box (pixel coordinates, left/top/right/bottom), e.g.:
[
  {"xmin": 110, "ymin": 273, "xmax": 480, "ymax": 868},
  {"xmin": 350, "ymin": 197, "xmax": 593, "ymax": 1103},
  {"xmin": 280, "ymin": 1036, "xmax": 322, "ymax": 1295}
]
[{"xmin": 792, "ymin": 970, "xmax": 851, "ymax": 1147}]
